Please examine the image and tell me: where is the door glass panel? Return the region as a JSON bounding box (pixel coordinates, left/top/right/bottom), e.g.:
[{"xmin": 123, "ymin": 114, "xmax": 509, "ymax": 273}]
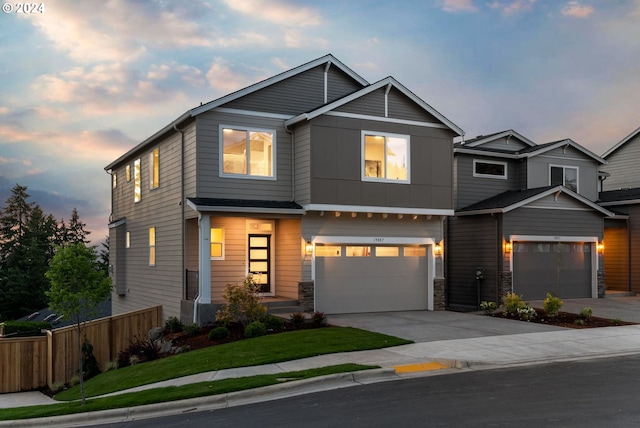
[
  {"xmin": 250, "ymin": 236, "xmax": 268, "ymax": 247},
  {"xmin": 250, "ymin": 249, "xmax": 268, "ymax": 259},
  {"xmin": 250, "ymin": 261, "xmax": 268, "ymax": 272}
]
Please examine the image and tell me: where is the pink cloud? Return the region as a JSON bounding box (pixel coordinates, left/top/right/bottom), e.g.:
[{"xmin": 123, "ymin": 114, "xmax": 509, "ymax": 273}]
[
  {"xmin": 441, "ymin": 0, "xmax": 478, "ymax": 13},
  {"xmin": 206, "ymin": 58, "xmax": 268, "ymax": 95},
  {"xmin": 221, "ymin": 0, "xmax": 323, "ymax": 26},
  {"xmin": 561, "ymin": 1, "xmax": 594, "ymax": 18},
  {"xmin": 488, "ymin": 0, "xmax": 537, "ymax": 15}
]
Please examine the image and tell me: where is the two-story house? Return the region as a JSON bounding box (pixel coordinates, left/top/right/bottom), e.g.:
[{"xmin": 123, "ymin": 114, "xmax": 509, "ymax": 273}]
[
  {"xmin": 598, "ymin": 127, "xmax": 640, "ymax": 295},
  {"xmin": 446, "ymin": 130, "xmax": 614, "ymax": 310},
  {"xmin": 105, "ymin": 54, "xmax": 463, "ymax": 324}
]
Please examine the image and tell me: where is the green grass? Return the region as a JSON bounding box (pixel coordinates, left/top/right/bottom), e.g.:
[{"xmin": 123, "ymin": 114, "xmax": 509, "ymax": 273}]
[
  {"xmin": 55, "ymin": 327, "xmax": 410, "ymax": 401},
  {"xmin": 0, "ymin": 364, "xmax": 377, "ymax": 421}
]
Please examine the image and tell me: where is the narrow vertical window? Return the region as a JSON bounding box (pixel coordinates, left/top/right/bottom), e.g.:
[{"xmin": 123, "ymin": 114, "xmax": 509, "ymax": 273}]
[
  {"xmin": 126, "ymin": 164, "xmax": 131, "ymax": 182},
  {"xmin": 112, "ymin": 172, "xmax": 117, "ymax": 189},
  {"xmin": 125, "ymin": 231, "xmax": 131, "ymax": 248},
  {"xmin": 149, "ymin": 148, "xmax": 159, "ymax": 189},
  {"xmin": 134, "ymin": 159, "xmax": 141, "ymax": 202},
  {"xmin": 149, "ymin": 227, "xmax": 156, "ymax": 266},
  {"xmin": 210, "ymin": 227, "xmax": 224, "ymax": 260}
]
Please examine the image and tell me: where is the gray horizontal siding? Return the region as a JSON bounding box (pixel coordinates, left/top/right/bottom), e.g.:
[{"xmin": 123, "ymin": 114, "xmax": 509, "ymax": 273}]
[
  {"xmin": 446, "ymin": 215, "xmax": 499, "ymax": 308},
  {"xmin": 526, "ymin": 147, "xmax": 599, "ymax": 200},
  {"xmin": 195, "ymin": 111, "xmax": 292, "ymax": 201},
  {"xmin": 455, "ymin": 155, "xmax": 522, "ymax": 210},
  {"xmin": 504, "ymin": 208, "xmax": 604, "ymax": 239},
  {"xmin": 472, "ymin": 137, "xmax": 529, "ymax": 151},
  {"xmin": 308, "ymin": 116, "xmax": 454, "ymax": 209},
  {"xmin": 602, "ymin": 135, "xmax": 640, "ymax": 190},
  {"xmin": 293, "ymin": 123, "xmax": 311, "ymax": 205}
]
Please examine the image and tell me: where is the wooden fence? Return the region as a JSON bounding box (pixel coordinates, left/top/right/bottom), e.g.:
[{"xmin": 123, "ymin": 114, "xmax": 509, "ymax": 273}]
[{"xmin": 0, "ymin": 305, "xmax": 162, "ymax": 393}]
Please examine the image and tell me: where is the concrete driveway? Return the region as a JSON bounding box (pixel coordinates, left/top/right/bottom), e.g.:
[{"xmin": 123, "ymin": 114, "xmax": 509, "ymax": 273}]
[{"xmin": 328, "ymin": 295, "xmax": 640, "ymax": 343}]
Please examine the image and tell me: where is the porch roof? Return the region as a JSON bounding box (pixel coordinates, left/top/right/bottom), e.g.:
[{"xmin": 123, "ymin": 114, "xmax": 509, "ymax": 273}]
[{"xmin": 187, "ymin": 198, "xmax": 304, "ymax": 215}]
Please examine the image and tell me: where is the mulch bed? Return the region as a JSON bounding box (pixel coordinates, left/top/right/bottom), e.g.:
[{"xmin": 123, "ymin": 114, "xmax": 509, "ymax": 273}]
[{"xmin": 496, "ymin": 309, "xmax": 636, "ymax": 329}]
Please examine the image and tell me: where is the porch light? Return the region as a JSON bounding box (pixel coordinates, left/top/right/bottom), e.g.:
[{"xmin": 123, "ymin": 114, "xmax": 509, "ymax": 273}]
[
  {"xmin": 504, "ymin": 241, "xmax": 512, "ymax": 253},
  {"xmin": 434, "ymin": 242, "xmax": 443, "ymax": 256},
  {"xmin": 597, "ymin": 242, "xmax": 604, "ymax": 254},
  {"xmin": 305, "ymin": 241, "xmax": 313, "ymax": 255}
]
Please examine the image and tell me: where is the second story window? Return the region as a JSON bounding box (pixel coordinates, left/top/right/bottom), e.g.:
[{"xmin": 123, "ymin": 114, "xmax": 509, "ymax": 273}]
[
  {"xmin": 473, "ymin": 159, "xmax": 507, "ymax": 179},
  {"xmin": 362, "ymin": 131, "xmax": 409, "ymax": 183},
  {"xmin": 550, "ymin": 165, "xmax": 578, "ymax": 192},
  {"xmin": 112, "ymin": 172, "xmax": 117, "ymax": 189},
  {"xmin": 149, "ymin": 148, "xmax": 159, "ymax": 189},
  {"xmin": 221, "ymin": 126, "xmax": 275, "ymax": 179},
  {"xmin": 134, "ymin": 159, "xmax": 141, "ymax": 203},
  {"xmin": 126, "ymin": 164, "xmax": 131, "ymax": 182}
]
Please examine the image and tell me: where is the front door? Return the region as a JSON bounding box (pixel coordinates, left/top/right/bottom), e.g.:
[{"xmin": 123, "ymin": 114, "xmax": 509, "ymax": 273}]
[{"xmin": 248, "ymin": 234, "xmax": 271, "ymax": 293}]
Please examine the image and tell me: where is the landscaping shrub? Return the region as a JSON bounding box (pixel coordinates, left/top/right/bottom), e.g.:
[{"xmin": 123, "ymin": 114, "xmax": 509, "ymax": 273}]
[
  {"xmin": 215, "ymin": 276, "xmax": 267, "ymax": 327},
  {"xmin": 81, "ymin": 337, "xmax": 100, "ymax": 380},
  {"xmin": 312, "ymin": 311, "xmax": 326, "ymax": 327},
  {"xmin": 543, "ymin": 293, "xmax": 563, "ymax": 318},
  {"xmin": 165, "ymin": 316, "xmax": 184, "ymax": 333},
  {"xmin": 244, "ymin": 321, "xmax": 267, "ymax": 338},
  {"xmin": 579, "ymin": 306, "xmax": 593, "ymax": 321},
  {"xmin": 502, "ymin": 292, "xmax": 526, "ymax": 317},
  {"xmin": 264, "ymin": 315, "xmax": 284, "ymax": 331},
  {"xmin": 50, "ymin": 382, "xmax": 65, "ymax": 394},
  {"xmin": 480, "ymin": 301, "xmax": 497, "ymax": 316},
  {"xmin": 183, "ymin": 323, "xmax": 200, "ymax": 337},
  {"xmin": 103, "ymin": 360, "xmax": 118, "ymax": 372},
  {"xmin": 290, "ymin": 312, "xmax": 306, "ymax": 329},
  {"xmin": 208, "ymin": 326, "xmax": 230, "ymax": 340},
  {"xmin": 117, "ymin": 338, "xmax": 160, "ymax": 368}
]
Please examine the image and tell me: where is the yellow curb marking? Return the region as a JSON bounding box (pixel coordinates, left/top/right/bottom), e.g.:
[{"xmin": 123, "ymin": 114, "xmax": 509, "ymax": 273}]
[{"xmin": 393, "ymin": 362, "xmax": 450, "ymax": 373}]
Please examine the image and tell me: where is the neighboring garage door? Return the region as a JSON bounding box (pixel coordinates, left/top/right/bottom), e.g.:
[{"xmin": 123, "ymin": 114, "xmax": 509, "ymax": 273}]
[
  {"xmin": 513, "ymin": 241, "xmax": 592, "ymax": 299},
  {"xmin": 315, "ymin": 244, "xmax": 430, "ymax": 314}
]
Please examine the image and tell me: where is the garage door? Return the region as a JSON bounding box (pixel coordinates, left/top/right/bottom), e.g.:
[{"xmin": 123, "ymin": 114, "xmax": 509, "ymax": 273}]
[
  {"xmin": 513, "ymin": 242, "xmax": 592, "ymax": 299},
  {"xmin": 315, "ymin": 244, "xmax": 429, "ymax": 314}
]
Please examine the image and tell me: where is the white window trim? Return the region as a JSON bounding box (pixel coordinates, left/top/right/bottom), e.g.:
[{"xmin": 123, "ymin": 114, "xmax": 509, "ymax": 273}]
[
  {"xmin": 210, "ymin": 226, "xmax": 225, "ymax": 261},
  {"xmin": 361, "ymin": 130, "xmax": 411, "ymax": 184},
  {"xmin": 473, "ymin": 159, "xmax": 508, "ymax": 179},
  {"xmin": 219, "ymin": 125, "xmax": 277, "ymax": 181},
  {"xmin": 549, "ymin": 164, "xmax": 579, "ymax": 192}
]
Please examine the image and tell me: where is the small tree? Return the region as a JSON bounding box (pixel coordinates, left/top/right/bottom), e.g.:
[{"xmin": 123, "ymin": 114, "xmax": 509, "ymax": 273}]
[
  {"xmin": 46, "ymin": 243, "xmax": 113, "ymax": 405},
  {"xmin": 215, "ymin": 276, "xmax": 267, "ymax": 328}
]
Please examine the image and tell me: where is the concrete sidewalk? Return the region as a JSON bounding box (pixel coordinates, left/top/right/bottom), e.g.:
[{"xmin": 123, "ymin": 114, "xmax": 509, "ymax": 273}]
[{"xmin": 2, "ymin": 296, "xmax": 640, "ymax": 424}]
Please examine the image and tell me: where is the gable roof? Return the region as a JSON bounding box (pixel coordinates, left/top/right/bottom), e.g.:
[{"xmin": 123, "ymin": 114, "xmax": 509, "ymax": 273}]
[
  {"xmin": 457, "ymin": 185, "xmax": 614, "ymax": 217},
  {"xmin": 190, "ymin": 54, "xmax": 369, "ymax": 117},
  {"xmin": 602, "ymin": 126, "xmax": 640, "ymax": 158},
  {"xmin": 284, "ymin": 76, "xmax": 464, "ymax": 136},
  {"xmin": 461, "ymin": 129, "xmax": 536, "ymax": 148},
  {"xmin": 454, "ymin": 136, "xmax": 606, "ymax": 164},
  {"xmin": 106, "ymin": 54, "xmax": 369, "ymax": 170}
]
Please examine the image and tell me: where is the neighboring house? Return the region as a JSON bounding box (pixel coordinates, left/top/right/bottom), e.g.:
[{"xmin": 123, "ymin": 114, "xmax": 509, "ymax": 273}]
[
  {"xmin": 598, "ymin": 127, "xmax": 640, "ymax": 294},
  {"xmin": 601, "ymin": 127, "xmax": 640, "ymax": 191},
  {"xmin": 447, "ymin": 130, "xmax": 614, "ymax": 310},
  {"xmin": 105, "ymin": 54, "xmax": 463, "ymax": 324}
]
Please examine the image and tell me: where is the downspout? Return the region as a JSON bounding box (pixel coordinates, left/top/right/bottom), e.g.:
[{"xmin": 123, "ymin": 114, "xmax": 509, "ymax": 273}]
[
  {"xmin": 173, "ymin": 124, "xmax": 192, "ymax": 320},
  {"xmin": 285, "ymin": 122, "xmax": 295, "ymax": 202}
]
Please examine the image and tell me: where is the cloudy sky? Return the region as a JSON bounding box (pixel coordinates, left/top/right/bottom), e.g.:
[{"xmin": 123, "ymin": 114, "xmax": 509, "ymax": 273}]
[{"xmin": 1, "ymin": 0, "xmax": 639, "ymax": 242}]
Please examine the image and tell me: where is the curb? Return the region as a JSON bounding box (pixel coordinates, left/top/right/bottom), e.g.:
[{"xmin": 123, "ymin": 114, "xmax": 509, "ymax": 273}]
[{"xmin": 0, "ymin": 369, "xmax": 399, "ymax": 427}]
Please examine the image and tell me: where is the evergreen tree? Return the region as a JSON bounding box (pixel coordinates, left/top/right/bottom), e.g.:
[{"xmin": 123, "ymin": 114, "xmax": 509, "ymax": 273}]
[
  {"xmin": 96, "ymin": 236, "xmax": 110, "ymax": 276},
  {"xmin": 66, "ymin": 208, "xmax": 91, "ymax": 245}
]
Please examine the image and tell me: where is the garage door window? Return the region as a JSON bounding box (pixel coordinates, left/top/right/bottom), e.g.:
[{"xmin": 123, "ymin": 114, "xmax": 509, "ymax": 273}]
[
  {"xmin": 316, "ymin": 245, "xmax": 341, "ymax": 257},
  {"xmin": 346, "ymin": 246, "xmax": 371, "ymax": 257},
  {"xmin": 375, "ymin": 246, "xmax": 399, "ymax": 257},
  {"xmin": 404, "ymin": 247, "xmax": 427, "ymax": 257}
]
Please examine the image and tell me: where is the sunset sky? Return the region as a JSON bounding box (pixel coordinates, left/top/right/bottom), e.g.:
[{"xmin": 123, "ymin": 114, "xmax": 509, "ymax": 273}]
[{"xmin": 1, "ymin": 0, "xmax": 638, "ymax": 242}]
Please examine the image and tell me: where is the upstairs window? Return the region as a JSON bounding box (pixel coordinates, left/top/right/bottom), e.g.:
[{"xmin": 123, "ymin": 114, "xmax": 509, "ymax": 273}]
[
  {"xmin": 149, "ymin": 148, "xmax": 159, "ymax": 189},
  {"xmin": 221, "ymin": 126, "xmax": 275, "ymax": 179},
  {"xmin": 362, "ymin": 131, "xmax": 409, "ymax": 183},
  {"xmin": 112, "ymin": 172, "xmax": 117, "ymax": 189},
  {"xmin": 126, "ymin": 164, "xmax": 131, "ymax": 182},
  {"xmin": 473, "ymin": 159, "xmax": 507, "ymax": 179},
  {"xmin": 134, "ymin": 159, "xmax": 141, "ymax": 203},
  {"xmin": 550, "ymin": 165, "xmax": 578, "ymax": 192}
]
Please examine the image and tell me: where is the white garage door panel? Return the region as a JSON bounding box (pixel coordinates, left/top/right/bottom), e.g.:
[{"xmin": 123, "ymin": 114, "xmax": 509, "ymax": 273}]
[
  {"xmin": 315, "ymin": 247, "xmax": 429, "ymax": 314},
  {"xmin": 513, "ymin": 242, "xmax": 592, "ymax": 300}
]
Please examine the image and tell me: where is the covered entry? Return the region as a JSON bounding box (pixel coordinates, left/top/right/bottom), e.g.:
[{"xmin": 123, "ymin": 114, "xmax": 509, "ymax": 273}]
[
  {"xmin": 313, "ymin": 237, "xmax": 434, "ymax": 314},
  {"xmin": 512, "ymin": 237, "xmax": 596, "ymax": 299}
]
